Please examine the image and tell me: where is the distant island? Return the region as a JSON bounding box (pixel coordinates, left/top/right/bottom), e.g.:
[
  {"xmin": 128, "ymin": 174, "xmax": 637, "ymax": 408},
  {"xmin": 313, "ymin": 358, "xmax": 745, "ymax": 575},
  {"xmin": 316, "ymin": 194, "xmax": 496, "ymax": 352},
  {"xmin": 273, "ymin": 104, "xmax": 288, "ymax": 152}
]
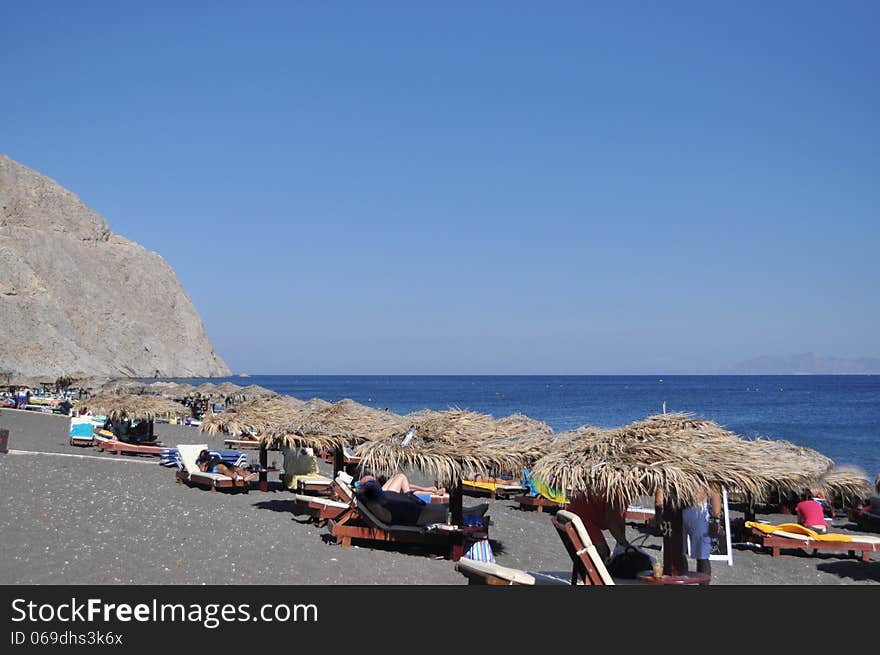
[{"xmin": 721, "ymin": 353, "xmax": 880, "ymax": 375}]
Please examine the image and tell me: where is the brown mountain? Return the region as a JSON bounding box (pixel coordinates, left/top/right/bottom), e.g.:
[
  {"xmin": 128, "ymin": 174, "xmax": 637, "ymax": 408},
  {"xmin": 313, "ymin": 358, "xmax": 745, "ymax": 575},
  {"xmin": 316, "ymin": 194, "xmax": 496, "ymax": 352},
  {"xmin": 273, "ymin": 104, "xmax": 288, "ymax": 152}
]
[{"xmin": 0, "ymin": 153, "xmax": 230, "ymax": 378}]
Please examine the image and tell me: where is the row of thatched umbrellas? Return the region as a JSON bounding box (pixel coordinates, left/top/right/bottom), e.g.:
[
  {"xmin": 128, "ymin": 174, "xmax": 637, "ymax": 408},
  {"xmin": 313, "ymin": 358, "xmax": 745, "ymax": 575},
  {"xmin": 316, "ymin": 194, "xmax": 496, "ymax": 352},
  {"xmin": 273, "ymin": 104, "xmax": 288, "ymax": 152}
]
[
  {"xmin": 78, "ymin": 391, "xmax": 873, "ymax": 508},
  {"xmin": 76, "ymin": 391, "xmax": 874, "ymax": 575}
]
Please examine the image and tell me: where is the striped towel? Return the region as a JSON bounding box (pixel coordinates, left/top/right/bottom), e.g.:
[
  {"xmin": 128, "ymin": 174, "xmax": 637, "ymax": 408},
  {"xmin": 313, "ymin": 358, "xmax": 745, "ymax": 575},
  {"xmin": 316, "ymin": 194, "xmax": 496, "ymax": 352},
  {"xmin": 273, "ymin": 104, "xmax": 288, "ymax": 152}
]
[{"xmin": 160, "ymin": 449, "xmax": 248, "ymax": 469}]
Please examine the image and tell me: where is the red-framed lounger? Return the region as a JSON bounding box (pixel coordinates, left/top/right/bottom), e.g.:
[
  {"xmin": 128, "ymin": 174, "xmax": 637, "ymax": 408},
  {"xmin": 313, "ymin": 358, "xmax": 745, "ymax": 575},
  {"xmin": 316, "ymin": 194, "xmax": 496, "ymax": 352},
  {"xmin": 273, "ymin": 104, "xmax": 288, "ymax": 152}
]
[
  {"xmin": 461, "ymin": 480, "xmax": 527, "ymax": 500},
  {"xmin": 223, "ymin": 438, "xmax": 262, "ymax": 450},
  {"xmin": 747, "ymin": 526, "xmax": 880, "ymax": 562},
  {"xmin": 551, "ymin": 510, "xmax": 615, "ymax": 585},
  {"xmin": 97, "ymin": 438, "xmax": 165, "ymax": 456},
  {"xmin": 513, "ymin": 494, "xmax": 569, "ymax": 513},
  {"xmin": 625, "ymin": 506, "xmax": 655, "ymax": 524},
  {"xmin": 328, "ymin": 484, "xmax": 490, "ymax": 561}
]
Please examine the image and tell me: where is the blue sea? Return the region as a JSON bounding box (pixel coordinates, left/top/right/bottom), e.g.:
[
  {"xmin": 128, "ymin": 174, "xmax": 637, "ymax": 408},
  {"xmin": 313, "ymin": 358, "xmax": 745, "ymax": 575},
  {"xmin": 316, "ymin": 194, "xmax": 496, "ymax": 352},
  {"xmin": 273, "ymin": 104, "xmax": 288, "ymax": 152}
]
[{"xmin": 164, "ymin": 375, "xmax": 880, "ymax": 477}]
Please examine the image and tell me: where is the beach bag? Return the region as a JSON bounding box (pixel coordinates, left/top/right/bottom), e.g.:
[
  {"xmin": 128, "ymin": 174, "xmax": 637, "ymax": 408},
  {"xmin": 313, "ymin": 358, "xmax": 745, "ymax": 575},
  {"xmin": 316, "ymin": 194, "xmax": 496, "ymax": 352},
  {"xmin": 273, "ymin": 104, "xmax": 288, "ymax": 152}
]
[
  {"xmin": 463, "ymin": 538, "xmax": 495, "ymax": 564},
  {"xmin": 605, "ymin": 543, "xmax": 653, "ymax": 579}
]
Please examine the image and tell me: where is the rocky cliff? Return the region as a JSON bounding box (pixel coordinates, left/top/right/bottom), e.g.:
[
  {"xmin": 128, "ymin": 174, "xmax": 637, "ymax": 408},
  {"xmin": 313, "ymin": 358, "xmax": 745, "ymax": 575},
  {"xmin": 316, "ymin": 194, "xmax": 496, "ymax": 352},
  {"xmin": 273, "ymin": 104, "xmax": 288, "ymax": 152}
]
[{"xmin": 0, "ymin": 154, "xmax": 230, "ymax": 378}]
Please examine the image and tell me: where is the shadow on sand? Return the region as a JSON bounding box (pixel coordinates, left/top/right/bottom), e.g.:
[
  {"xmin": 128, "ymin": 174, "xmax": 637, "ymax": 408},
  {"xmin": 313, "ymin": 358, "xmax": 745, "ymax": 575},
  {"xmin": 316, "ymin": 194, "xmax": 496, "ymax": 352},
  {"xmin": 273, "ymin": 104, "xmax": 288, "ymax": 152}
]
[{"xmin": 816, "ymin": 560, "xmax": 880, "ymax": 582}]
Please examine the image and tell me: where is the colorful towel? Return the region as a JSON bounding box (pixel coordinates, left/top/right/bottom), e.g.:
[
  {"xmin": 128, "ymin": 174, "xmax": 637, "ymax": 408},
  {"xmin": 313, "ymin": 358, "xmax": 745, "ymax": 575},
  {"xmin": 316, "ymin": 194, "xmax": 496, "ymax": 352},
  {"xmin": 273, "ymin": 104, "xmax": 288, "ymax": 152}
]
[
  {"xmin": 521, "ymin": 468, "xmax": 569, "ymax": 504},
  {"xmin": 745, "ymin": 521, "xmax": 853, "ymax": 542}
]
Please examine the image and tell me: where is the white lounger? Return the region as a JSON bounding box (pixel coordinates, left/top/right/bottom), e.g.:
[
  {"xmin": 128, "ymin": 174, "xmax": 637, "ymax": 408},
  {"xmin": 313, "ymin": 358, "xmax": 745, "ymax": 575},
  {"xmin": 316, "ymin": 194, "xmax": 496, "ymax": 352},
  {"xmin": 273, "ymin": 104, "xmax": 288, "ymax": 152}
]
[{"xmin": 175, "ymin": 443, "xmax": 248, "ymax": 492}]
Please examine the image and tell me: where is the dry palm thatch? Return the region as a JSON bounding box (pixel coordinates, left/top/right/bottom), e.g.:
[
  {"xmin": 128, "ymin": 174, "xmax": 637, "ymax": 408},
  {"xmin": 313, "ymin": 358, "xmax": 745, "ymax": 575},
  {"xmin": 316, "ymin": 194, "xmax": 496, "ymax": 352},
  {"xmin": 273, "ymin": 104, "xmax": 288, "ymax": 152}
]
[
  {"xmin": 356, "ymin": 409, "xmax": 531, "ymax": 487},
  {"xmin": 533, "ymin": 412, "xmax": 835, "ymax": 510},
  {"xmin": 495, "ymin": 412, "xmax": 554, "ymax": 437},
  {"xmin": 813, "ymin": 466, "xmax": 873, "ymax": 505},
  {"xmin": 263, "ymin": 399, "xmax": 402, "ymax": 453},
  {"xmin": 199, "ymin": 395, "xmax": 305, "ymax": 437},
  {"xmin": 75, "ymin": 393, "xmax": 190, "ymax": 421}
]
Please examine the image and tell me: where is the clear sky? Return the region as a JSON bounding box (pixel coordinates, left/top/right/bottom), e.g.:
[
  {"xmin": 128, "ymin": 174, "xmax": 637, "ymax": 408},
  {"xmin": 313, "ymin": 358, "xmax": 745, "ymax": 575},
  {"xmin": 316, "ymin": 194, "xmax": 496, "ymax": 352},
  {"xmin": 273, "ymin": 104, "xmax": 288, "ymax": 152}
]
[{"xmin": 2, "ymin": 2, "xmax": 878, "ymax": 374}]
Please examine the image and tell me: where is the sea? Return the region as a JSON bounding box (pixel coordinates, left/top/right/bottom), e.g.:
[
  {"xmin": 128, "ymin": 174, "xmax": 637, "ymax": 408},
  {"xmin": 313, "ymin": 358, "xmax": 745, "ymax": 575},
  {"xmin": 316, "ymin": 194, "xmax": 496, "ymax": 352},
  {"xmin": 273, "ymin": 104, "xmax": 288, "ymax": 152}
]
[{"xmin": 163, "ymin": 375, "xmax": 880, "ymax": 477}]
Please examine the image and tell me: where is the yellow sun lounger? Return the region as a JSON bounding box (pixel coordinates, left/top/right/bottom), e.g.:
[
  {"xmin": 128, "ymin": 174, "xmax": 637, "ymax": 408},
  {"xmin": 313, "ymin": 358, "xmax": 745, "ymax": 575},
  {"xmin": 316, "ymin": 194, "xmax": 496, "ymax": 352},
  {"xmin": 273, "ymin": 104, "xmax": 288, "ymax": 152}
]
[{"xmin": 746, "ymin": 521, "xmax": 880, "ymax": 561}]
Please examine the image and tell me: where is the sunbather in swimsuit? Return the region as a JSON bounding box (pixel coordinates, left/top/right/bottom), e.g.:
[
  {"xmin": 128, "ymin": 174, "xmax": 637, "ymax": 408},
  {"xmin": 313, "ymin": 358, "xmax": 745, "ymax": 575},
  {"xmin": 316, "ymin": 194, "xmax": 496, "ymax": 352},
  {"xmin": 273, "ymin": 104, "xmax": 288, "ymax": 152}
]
[{"xmin": 196, "ymin": 449, "xmax": 257, "ymax": 483}]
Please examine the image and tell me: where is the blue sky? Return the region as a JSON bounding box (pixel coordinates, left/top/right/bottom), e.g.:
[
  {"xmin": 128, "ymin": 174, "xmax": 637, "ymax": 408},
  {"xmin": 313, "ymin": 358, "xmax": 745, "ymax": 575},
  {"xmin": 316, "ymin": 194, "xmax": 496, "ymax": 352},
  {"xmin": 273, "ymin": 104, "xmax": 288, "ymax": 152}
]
[{"xmin": 2, "ymin": 2, "xmax": 878, "ymax": 374}]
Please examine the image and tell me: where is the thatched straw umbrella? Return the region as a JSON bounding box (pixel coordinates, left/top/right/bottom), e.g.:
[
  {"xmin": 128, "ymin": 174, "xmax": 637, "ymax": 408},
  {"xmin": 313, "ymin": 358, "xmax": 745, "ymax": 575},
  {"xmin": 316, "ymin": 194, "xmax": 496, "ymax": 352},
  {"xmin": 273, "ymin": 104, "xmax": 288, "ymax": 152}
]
[
  {"xmin": 76, "ymin": 392, "xmax": 190, "ymax": 422},
  {"xmin": 813, "ymin": 466, "xmax": 873, "ymax": 507},
  {"xmin": 198, "ymin": 394, "xmax": 308, "ymax": 491},
  {"xmin": 75, "ymin": 392, "xmax": 191, "ymax": 442},
  {"xmin": 200, "ymin": 395, "xmax": 306, "ymax": 438},
  {"xmin": 265, "ymin": 399, "xmax": 405, "ymax": 474},
  {"xmin": 495, "ymin": 412, "xmax": 554, "ymax": 437},
  {"xmin": 532, "ymin": 412, "xmax": 836, "ymax": 576},
  {"xmin": 356, "ymin": 409, "xmax": 535, "ymax": 525}
]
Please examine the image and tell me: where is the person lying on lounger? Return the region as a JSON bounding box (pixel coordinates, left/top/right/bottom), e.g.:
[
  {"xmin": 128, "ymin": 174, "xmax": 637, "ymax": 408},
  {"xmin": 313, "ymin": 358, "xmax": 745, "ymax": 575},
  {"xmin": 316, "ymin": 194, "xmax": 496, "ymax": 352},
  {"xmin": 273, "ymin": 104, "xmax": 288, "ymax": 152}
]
[
  {"xmin": 356, "ymin": 473, "xmax": 446, "ymax": 497},
  {"xmin": 196, "ymin": 449, "xmax": 257, "ymax": 483},
  {"xmin": 356, "ymin": 477, "xmax": 489, "ymax": 527}
]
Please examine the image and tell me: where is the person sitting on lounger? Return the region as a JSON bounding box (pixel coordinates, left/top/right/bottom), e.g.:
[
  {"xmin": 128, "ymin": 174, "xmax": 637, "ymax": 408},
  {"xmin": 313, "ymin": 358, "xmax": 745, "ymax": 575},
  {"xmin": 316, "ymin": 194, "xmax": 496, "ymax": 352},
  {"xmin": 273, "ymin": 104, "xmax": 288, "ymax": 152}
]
[
  {"xmin": 196, "ymin": 449, "xmax": 256, "ymax": 484},
  {"xmin": 357, "ymin": 473, "xmax": 446, "ymax": 497},
  {"xmin": 795, "ymin": 490, "xmax": 828, "ymax": 534}
]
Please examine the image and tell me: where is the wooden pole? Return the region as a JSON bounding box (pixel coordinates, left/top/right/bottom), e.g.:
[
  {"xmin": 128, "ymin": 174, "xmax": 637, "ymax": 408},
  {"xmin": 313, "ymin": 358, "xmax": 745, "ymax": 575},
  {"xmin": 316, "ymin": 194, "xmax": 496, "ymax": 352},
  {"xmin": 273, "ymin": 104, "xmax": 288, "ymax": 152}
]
[
  {"xmin": 660, "ymin": 501, "xmax": 687, "ymax": 575},
  {"xmin": 259, "ymin": 445, "xmax": 269, "ymax": 492},
  {"xmin": 450, "ymin": 481, "xmax": 464, "ymax": 527},
  {"xmin": 333, "ymin": 448, "xmax": 345, "ymax": 479}
]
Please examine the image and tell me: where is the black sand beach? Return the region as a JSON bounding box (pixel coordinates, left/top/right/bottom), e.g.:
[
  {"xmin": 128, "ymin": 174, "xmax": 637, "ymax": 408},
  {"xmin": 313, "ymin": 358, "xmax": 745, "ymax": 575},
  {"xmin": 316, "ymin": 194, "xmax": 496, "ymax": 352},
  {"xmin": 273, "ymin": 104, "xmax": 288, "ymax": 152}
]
[{"xmin": 1, "ymin": 409, "xmax": 878, "ymax": 585}]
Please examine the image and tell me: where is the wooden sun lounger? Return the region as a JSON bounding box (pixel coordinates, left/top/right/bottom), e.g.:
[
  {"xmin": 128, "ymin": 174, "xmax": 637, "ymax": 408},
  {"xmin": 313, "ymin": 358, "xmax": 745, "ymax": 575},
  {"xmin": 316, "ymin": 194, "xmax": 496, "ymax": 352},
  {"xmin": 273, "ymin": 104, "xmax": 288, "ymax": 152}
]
[
  {"xmin": 462, "ymin": 479, "xmax": 527, "ymax": 499},
  {"xmin": 223, "ymin": 438, "xmax": 262, "ymax": 450},
  {"xmin": 328, "ymin": 482, "xmax": 490, "ymax": 561},
  {"xmin": 174, "ymin": 444, "xmax": 251, "ymax": 493},
  {"xmin": 290, "ymin": 494, "xmax": 351, "ymax": 526},
  {"xmin": 455, "ymin": 558, "xmax": 570, "ymax": 586},
  {"xmin": 747, "ymin": 524, "xmax": 880, "ymax": 562},
  {"xmin": 551, "ymin": 510, "xmax": 615, "ymax": 585},
  {"xmin": 454, "ymin": 509, "xmax": 617, "ymax": 586},
  {"xmin": 625, "ymin": 506, "xmax": 656, "ymax": 524},
  {"xmin": 97, "ymin": 438, "xmax": 165, "ymax": 457},
  {"xmin": 514, "ymin": 494, "xmax": 569, "ymax": 513}
]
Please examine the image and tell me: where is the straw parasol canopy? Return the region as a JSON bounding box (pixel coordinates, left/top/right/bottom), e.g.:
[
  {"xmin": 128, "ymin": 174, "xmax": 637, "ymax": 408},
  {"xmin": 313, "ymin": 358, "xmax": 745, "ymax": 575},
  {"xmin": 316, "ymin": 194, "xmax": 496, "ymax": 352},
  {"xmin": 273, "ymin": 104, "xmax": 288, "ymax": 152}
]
[
  {"xmin": 263, "ymin": 398, "xmax": 404, "ymax": 453},
  {"xmin": 355, "ymin": 409, "xmax": 533, "ymax": 487},
  {"xmin": 813, "ymin": 466, "xmax": 874, "ymax": 505},
  {"xmin": 495, "ymin": 412, "xmax": 554, "ymax": 437},
  {"xmin": 199, "ymin": 395, "xmax": 306, "ymax": 438},
  {"xmin": 532, "ymin": 412, "xmax": 836, "ymax": 510},
  {"xmin": 75, "ymin": 393, "xmax": 190, "ymax": 422}
]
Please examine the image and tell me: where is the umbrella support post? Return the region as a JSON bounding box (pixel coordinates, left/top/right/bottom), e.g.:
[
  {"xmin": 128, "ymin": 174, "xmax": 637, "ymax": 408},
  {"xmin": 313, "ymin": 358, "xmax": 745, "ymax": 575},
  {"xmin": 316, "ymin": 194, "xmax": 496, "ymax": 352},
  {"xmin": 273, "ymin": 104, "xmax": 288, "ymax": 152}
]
[
  {"xmin": 450, "ymin": 483, "xmax": 464, "ymax": 527},
  {"xmin": 661, "ymin": 502, "xmax": 687, "ymax": 576},
  {"xmin": 333, "ymin": 448, "xmax": 344, "ymax": 478},
  {"xmin": 259, "ymin": 445, "xmax": 268, "ymax": 492}
]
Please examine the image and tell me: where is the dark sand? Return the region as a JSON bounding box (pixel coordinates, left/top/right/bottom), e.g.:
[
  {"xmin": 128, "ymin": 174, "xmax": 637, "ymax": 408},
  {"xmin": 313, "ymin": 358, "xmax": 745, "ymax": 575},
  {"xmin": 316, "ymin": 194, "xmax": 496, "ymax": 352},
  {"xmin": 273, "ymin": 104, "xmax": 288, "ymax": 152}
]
[{"xmin": 1, "ymin": 408, "xmax": 878, "ymax": 585}]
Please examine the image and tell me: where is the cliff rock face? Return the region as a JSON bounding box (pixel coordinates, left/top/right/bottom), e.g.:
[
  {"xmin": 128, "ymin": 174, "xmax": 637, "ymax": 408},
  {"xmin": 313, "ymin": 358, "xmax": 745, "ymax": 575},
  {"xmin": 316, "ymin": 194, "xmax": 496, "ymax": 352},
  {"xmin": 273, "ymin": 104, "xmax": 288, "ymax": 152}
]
[{"xmin": 0, "ymin": 154, "xmax": 230, "ymax": 378}]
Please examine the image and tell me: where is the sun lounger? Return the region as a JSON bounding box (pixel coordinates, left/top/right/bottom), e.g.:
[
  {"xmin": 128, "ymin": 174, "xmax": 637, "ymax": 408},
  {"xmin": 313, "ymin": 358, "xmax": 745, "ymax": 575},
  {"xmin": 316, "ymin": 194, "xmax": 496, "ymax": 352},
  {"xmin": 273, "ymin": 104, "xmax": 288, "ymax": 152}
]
[
  {"xmin": 160, "ymin": 448, "xmax": 248, "ymax": 469},
  {"xmin": 92, "ymin": 428, "xmax": 165, "ymax": 457},
  {"xmin": 68, "ymin": 417, "xmax": 96, "ymax": 447},
  {"xmin": 328, "ymin": 480, "xmax": 490, "ymax": 561},
  {"xmin": 514, "ymin": 468, "xmax": 570, "ymax": 512},
  {"xmin": 223, "ymin": 438, "xmax": 263, "ymax": 450},
  {"xmin": 174, "ymin": 443, "xmax": 251, "ymax": 492},
  {"xmin": 746, "ymin": 521, "xmax": 880, "ymax": 561},
  {"xmin": 454, "ymin": 509, "xmax": 620, "ymax": 586},
  {"xmin": 462, "ymin": 479, "xmax": 527, "ymax": 499},
  {"xmin": 454, "ymin": 558, "xmax": 571, "ymax": 586},
  {"xmin": 551, "ymin": 510, "xmax": 615, "ymax": 585},
  {"xmin": 290, "ymin": 493, "xmax": 351, "ymax": 526},
  {"xmin": 281, "ymin": 448, "xmax": 334, "ymax": 495},
  {"xmin": 514, "ymin": 494, "xmax": 569, "ymax": 513},
  {"xmin": 625, "ymin": 505, "xmax": 656, "ymax": 524}
]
